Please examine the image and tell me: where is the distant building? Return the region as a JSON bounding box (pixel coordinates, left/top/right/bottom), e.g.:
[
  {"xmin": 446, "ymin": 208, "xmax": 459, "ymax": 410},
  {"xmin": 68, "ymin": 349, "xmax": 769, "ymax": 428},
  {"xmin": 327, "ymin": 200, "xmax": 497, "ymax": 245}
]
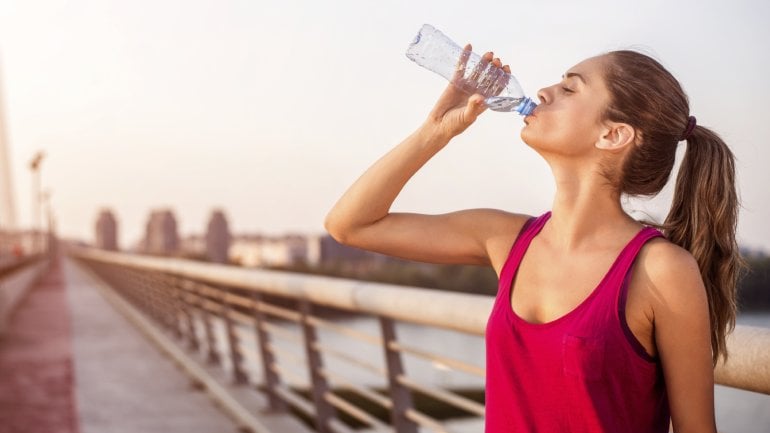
[
  {"xmin": 95, "ymin": 209, "xmax": 118, "ymax": 250},
  {"xmin": 206, "ymin": 210, "xmax": 231, "ymax": 264},
  {"xmin": 318, "ymin": 235, "xmax": 375, "ymax": 263},
  {"xmin": 228, "ymin": 233, "xmax": 386, "ymax": 269},
  {"xmin": 179, "ymin": 234, "xmax": 205, "ymax": 258},
  {"xmin": 230, "ymin": 234, "xmax": 309, "ymax": 268},
  {"xmin": 144, "ymin": 209, "xmax": 179, "ymax": 255}
]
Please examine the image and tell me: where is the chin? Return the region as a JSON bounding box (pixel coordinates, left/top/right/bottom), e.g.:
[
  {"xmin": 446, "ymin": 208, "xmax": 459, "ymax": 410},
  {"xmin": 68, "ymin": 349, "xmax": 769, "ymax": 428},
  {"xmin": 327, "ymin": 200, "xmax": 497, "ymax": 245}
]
[{"xmin": 520, "ymin": 127, "xmax": 538, "ymax": 148}]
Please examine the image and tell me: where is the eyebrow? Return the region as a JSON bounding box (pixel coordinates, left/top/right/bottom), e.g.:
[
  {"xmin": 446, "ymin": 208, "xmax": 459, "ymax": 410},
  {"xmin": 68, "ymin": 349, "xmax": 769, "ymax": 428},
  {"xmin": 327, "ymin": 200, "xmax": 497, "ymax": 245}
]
[{"xmin": 562, "ymin": 72, "xmax": 587, "ymax": 84}]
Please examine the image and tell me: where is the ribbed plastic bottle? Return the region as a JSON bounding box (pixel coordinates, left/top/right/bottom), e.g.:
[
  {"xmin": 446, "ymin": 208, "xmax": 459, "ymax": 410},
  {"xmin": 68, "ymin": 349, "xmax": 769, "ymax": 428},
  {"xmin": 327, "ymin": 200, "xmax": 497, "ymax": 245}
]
[{"xmin": 405, "ymin": 24, "xmax": 536, "ymax": 116}]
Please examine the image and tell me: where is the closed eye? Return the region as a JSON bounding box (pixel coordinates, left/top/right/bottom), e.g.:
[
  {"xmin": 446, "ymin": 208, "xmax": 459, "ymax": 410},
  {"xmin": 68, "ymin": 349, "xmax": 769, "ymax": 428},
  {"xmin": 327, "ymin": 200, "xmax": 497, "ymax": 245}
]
[{"xmin": 562, "ymin": 87, "xmax": 574, "ymax": 93}]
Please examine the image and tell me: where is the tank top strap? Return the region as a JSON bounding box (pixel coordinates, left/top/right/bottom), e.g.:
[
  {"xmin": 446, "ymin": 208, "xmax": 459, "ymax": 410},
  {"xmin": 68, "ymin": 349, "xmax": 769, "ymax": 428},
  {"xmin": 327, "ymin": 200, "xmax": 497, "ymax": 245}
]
[
  {"xmin": 602, "ymin": 226, "xmax": 665, "ymax": 311},
  {"xmin": 498, "ymin": 211, "xmax": 551, "ymax": 288},
  {"xmin": 572, "ymin": 226, "xmax": 665, "ymax": 311},
  {"xmin": 609, "ymin": 227, "xmax": 665, "ymax": 285},
  {"xmin": 610, "ymin": 227, "xmax": 665, "ymax": 360}
]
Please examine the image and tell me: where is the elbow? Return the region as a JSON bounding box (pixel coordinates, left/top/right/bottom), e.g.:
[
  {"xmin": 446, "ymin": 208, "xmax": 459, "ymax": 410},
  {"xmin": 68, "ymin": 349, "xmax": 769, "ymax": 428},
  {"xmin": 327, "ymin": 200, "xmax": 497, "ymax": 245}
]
[{"xmin": 324, "ymin": 211, "xmax": 352, "ymax": 245}]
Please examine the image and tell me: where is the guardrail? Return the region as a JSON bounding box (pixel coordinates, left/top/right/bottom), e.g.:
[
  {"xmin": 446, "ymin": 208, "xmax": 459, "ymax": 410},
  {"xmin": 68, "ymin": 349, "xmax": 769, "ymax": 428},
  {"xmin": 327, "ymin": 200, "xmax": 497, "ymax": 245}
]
[{"xmin": 69, "ymin": 247, "xmax": 770, "ymax": 432}]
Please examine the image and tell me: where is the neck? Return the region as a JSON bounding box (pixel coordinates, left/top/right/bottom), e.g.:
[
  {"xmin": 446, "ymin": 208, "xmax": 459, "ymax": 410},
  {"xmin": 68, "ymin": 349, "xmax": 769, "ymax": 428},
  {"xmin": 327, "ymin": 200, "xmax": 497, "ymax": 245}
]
[{"xmin": 544, "ymin": 159, "xmax": 639, "ymax": 251}]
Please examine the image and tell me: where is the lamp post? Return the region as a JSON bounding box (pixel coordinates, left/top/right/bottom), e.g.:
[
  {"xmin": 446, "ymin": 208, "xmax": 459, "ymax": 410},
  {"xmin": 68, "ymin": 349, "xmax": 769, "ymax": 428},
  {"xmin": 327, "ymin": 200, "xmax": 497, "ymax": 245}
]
[
  {"xmin": 29, "ymin": 151, "xmax": 44, "ymax": 254},
  {"xmin": 41, "ymin": 189, "xmax": 52, "ymax": 254}
]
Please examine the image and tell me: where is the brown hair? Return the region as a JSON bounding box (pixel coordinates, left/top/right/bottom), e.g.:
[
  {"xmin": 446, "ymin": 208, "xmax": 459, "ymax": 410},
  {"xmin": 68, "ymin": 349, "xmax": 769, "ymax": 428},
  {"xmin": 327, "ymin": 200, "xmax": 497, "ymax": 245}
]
[{"xmin": 602, "ymin": 50, "xmax": 743, "ymax": 365}]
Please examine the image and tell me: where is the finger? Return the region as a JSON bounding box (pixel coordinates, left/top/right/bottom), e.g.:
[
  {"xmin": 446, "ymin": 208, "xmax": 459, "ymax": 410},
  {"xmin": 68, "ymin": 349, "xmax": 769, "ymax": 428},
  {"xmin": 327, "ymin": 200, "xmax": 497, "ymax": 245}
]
[
  {"xmin": 453, "ymin": 43, "xmax": 472, "ymax": 82},
  {"xmin": 476, "ymin": 53, "xmax": 501, "ymax": 96},
  {"xmin": 490, "ymin": 68, "xmax": 509, "ymax": 96},
  {"xmin": 468, "ymin": 51, "xmax": 492, "ymax": 83},
  {"xmin": 464, "ymin": 93, "xmax": 487, "ymax": 121},
  {"xmin": 483, "ymin": 58, "xmax": 504, "ymax": 95},
  {"xmin": 480, "ymin": 65, "xmax": 503, "ymax": 96},
  {"xmin": 487, "ymin": 64, "xmax": 512, "ymax": 95}
]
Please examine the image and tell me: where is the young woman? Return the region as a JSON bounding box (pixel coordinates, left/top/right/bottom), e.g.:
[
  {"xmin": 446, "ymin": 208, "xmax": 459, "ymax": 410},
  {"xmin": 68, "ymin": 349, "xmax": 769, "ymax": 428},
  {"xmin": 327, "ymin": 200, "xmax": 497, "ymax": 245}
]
[{"xmin": 325, "ymin": 46, "xmax": 741, "ymax": 432}]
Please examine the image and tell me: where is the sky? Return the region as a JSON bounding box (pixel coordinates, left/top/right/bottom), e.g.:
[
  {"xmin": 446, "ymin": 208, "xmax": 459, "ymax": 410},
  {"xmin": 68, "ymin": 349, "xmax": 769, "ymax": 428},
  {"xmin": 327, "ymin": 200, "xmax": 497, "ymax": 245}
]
[{"xmin": 0, "ymin": 0, "xmax": 768, "ymax": 251}]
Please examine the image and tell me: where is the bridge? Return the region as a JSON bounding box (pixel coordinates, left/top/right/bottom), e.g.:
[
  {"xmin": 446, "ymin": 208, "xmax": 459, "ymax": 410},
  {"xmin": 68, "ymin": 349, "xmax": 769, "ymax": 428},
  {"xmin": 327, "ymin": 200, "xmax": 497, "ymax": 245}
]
[{"xmin": 1, "ymin": 244, "xmax": 769, "ymax": 433}]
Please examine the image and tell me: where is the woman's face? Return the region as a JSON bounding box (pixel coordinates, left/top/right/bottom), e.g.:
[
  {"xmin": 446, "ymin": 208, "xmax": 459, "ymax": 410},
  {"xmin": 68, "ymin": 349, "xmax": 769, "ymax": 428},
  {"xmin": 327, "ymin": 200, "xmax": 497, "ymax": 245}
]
[{"xmin": 520, "ymin": 55, "xmax": 613, "ymax": 158}]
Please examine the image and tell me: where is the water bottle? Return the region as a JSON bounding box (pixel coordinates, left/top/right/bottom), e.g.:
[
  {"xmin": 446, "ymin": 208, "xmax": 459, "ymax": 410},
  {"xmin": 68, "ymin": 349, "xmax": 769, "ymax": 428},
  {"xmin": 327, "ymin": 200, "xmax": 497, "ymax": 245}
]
[{"xmin": 405, "ymin": 24, "xmax": 536, "ymax": 116}]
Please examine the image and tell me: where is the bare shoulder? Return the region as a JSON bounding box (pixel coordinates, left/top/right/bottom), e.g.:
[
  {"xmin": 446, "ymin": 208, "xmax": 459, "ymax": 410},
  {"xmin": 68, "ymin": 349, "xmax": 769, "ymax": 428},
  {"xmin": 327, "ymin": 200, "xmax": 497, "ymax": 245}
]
[
  {"xmin": 634, "ymin": 238, "xmax": 707, "ymax": 312},
  {"xmin": 459, "ymin": 208, "xmax": 531, "ymax": 229},
  {"xmin": 464, "ymin": 209, "xmax": 532, "ymax": 275}
]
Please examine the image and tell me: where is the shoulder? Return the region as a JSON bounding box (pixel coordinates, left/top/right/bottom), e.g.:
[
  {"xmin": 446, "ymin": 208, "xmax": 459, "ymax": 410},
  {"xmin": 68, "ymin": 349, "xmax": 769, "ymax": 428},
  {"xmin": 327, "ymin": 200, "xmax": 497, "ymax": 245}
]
[
  {"xmin": 467, "ymin": 210, "xmax": 534, "ymax": 275},
  {"xmin": 446, "ymin": 208, "xmax": 531, "ymax": 234},
  {"xmin": 634, "ymin": 237, "xmax": 708, "ymax": 313}
]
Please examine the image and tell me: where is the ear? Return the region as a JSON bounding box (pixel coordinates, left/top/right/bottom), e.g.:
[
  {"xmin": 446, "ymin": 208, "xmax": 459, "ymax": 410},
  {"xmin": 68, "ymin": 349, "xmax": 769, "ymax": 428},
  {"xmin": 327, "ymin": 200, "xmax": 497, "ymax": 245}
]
[{"xmin": 596, "ymin": 123, "xmax": 636, "ymax": 151}]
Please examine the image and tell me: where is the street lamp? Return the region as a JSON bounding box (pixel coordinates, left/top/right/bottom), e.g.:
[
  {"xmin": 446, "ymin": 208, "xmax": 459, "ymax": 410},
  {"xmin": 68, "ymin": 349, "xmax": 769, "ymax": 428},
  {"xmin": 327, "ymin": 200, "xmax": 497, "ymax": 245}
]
[
  {"xmin": 29, "ymin": 151, "xmax": 44, "ymax": 254},
  {"xmin": 41, "ymin": 189, "xmax": 52, "ymax": 254}
]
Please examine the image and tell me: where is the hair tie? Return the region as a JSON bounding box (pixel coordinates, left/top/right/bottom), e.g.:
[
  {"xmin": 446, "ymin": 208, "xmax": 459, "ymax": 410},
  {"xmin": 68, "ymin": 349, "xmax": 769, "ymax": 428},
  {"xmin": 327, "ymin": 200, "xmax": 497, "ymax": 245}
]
[{"xmin": 680, "ymin": 116, "xmax": 697, "ymax": 141}]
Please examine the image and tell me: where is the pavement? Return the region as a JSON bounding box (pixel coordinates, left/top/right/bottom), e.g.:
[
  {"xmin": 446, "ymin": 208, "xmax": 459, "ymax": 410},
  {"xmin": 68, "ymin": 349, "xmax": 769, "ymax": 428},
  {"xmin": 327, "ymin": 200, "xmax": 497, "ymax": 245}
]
[
  {"xmin": 0, "ymin": 257, "xmax": 241, "ymax": 433},
  {"xmin": 0, "ymin": 257, "xmax": 78, "ymax": 433}
]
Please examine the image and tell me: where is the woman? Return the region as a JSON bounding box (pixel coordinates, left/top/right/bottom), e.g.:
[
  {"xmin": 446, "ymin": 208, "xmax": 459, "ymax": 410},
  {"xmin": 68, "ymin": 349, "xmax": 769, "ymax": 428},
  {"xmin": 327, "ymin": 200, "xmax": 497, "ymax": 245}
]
[{"xmin": 325, "ymin": 46, "xmax": 741, "ymax": 432}]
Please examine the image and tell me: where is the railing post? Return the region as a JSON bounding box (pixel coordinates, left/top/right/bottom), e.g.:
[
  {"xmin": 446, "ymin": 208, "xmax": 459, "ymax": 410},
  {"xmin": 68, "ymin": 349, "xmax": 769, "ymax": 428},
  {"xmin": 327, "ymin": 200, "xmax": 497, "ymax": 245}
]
[
  {"xmin": 251, "ymin": 292, "xmax": 287, "ymax": 412},
  {"xmin": 152, "ymin": 274, "xmax": 173, "ymax": 330},
  {"xmin": 380, "ymin": 317, "xmax": 419, "ymax": 433},
  {"xmin": 164, "ymin": 274, "xmax": 185, "ymax": 339},
  {"xmin": 195, "ymin": 281, "xmax": 221, "ymax": 366},
  {"xmin": 142, "ymin": 273, "xmax": 164, "ymax": 325},
  {"xmin": 222, "ymin": 288, "xmax": 249, "ymax": 384},
  {"xmin": 299, "ymin": 299, "xmax": 336, "ymax": 433},
  {"xmin": 179, "ymin": 279, "xmax": 200, "ymax": 351}
]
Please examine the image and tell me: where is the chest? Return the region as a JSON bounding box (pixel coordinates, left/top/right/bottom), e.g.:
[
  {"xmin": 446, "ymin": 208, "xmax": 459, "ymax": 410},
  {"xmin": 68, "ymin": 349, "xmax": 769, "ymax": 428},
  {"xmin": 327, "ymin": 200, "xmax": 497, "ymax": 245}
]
[{"xmin": 509, "ymin": 244, "xmax": 620, "ymax": 324}]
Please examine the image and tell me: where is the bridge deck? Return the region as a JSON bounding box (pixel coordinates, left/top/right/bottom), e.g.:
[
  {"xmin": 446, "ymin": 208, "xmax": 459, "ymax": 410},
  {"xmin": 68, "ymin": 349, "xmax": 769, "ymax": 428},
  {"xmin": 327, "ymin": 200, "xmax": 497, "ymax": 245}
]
[
  {"xmin": 0, "ymin": 257, "xmax": 309, "ymax": 433},
  {"xmin": 64, "ymin": 257, "xmax": 242, "ymax": 433},
  {"xmin": 0, "ymin": 257, "xmax": 78, "ymax": 432}
]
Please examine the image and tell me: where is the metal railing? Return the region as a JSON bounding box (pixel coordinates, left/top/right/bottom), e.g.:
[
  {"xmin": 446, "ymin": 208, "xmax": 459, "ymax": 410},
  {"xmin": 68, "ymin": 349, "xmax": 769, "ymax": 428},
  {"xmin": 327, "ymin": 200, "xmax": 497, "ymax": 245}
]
[{"xmin": 69, "ymin": 247, "xmax": 770, "ymax": 432}]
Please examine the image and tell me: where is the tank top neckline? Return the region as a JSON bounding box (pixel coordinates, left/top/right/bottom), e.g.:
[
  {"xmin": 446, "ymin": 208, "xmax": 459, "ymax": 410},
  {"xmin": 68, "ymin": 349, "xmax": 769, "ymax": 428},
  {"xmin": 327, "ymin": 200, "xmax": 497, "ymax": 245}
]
[{"xmin": 505, "ymin": 212, "xmax": 656, "ymax": 329}]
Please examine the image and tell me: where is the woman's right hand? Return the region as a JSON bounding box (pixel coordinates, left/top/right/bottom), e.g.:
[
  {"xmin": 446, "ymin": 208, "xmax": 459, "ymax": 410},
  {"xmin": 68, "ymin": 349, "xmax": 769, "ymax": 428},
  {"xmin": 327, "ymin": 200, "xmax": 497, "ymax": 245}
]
[{"xmin": 422, "ymin": 45, "xmax": 511, "ymax": 141}]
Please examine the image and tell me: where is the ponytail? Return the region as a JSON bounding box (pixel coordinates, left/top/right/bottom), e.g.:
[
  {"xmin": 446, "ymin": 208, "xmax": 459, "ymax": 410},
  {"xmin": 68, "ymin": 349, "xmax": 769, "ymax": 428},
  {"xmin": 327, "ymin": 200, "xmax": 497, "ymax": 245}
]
[
  {"xmin": 663, "ymin": 126, "xmax": 744, "ymax": 365},
  {"xmin": 604, "ymin": 50, "xmax": 745, "ymax": 365}
]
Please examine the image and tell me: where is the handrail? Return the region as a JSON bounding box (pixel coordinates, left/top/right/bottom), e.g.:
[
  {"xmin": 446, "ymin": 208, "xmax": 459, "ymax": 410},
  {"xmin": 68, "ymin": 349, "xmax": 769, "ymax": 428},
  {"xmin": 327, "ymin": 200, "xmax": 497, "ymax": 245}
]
[
  {"xmin": 68, "ymin": 246, "xmax": 770, "ymax": 430},
  {"xmin": 715, "ymin": 325, "xmax": 770, "ymax": 395},
  {"xmin": 70, "ymin": 247, "xmax": 492, "ymax": 335}
]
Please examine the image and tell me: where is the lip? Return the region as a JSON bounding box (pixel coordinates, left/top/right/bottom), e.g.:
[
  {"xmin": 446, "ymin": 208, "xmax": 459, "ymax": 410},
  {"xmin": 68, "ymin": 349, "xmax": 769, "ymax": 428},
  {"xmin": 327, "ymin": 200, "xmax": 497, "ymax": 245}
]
[{"xmin": 523, "ymin": 113, "xmax": 536, "ymax": 125}]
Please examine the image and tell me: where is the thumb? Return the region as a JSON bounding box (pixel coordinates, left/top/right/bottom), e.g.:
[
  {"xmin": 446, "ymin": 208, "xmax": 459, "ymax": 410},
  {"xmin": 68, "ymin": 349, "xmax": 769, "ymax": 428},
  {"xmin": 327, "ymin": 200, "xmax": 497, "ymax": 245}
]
[{"xmin": 464, "ymin": 94, "xmax": 487, "ymax": 122}]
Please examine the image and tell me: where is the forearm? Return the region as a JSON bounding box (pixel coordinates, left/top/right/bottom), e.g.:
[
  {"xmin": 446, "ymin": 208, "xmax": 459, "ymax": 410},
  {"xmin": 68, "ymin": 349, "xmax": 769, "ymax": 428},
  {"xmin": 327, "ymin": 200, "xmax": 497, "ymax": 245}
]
[{"xmin": 325, "ymin": 123, "xmax": 449, "ymax": 242}]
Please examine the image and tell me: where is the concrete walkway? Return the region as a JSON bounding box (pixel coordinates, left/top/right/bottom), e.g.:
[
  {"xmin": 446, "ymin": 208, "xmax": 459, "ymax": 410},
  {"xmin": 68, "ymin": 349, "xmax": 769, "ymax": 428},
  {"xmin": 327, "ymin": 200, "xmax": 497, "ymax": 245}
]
[
  {"xmin": 0, "ymin": 257, "xmax": 246, "ymax": 433},
  {"xmin": 0, "ymin": 257, "xmax": 78, "ymax": 433},
  {"xmin": 62, "ymin": 257, "xmax": 241, "ymax": 433}
]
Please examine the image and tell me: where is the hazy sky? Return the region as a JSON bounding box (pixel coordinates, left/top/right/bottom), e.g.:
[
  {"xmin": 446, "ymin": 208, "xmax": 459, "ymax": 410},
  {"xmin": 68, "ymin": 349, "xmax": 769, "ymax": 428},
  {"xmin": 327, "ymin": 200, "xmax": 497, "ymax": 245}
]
[{"xmin": 0, "ymin": 0, "xmax": 768, "ymax": 251}]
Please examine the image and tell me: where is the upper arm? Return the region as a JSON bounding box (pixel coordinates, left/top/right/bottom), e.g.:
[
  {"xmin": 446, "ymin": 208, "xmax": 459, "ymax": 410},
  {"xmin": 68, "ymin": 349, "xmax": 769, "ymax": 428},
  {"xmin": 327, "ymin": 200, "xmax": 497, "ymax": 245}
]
[
  {"xmin": 639, "ymin": 242, "xmax": 716, "ymax": 433},
  {"xmin": 327, "ymin": 209, "xmax": 530, "ymax": 268}
]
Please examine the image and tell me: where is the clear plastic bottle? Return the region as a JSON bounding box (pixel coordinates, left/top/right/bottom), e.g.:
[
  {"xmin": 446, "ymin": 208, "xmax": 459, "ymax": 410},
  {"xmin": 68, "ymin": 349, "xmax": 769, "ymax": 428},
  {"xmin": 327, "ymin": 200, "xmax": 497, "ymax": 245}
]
[{"xmin": 405, "ymin": 24, "xmax": 536, "ymax": 116}]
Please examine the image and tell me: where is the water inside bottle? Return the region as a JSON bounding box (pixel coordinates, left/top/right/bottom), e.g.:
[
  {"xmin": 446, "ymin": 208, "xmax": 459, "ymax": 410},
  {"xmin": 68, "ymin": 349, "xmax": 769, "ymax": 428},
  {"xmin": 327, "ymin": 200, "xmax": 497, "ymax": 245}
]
[
  {"xmin": 485, "ymin": 96, "xmax": 524, "ymax": 112},
  {"xmin": 485, "ymin": 96, "xmax": 537, "ymax": 115}
]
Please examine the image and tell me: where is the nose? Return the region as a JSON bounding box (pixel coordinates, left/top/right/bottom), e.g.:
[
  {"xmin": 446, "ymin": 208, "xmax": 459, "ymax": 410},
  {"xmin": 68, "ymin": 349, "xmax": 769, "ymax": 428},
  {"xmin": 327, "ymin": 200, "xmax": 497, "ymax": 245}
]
[{"xmin": 537, "ymin": 87, "xmax": 549, "ymax": 105}]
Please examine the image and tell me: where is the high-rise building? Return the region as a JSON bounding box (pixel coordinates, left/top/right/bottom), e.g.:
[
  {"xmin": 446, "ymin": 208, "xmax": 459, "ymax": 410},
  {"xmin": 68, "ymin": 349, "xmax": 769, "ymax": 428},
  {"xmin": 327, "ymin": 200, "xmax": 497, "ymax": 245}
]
[
  {"xmin": 95, "ymin": 209, "xmax": 118, "ymax": 250},
  {"xmin": 205, "ymin": 209, "xmax": 230, "ymax": 264},
  {"xmin": 144, "ymin": 209, "xmax": 179, "ymax": 255}
]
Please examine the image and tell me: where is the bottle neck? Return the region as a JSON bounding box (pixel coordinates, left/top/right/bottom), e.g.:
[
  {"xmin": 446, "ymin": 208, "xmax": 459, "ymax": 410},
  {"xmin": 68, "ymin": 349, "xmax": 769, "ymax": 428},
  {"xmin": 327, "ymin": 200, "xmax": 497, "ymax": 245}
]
[{"xmin": 516, "ymin": 98, "xmax": 537, "ymax": 116}]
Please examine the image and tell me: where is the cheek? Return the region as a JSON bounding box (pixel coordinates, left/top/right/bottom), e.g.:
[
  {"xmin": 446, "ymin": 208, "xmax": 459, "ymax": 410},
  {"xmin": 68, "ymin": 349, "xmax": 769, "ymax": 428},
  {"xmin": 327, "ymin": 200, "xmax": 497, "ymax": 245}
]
[{"xmin": 520, "ymin": 113, "xmax": 600, "ymax": 153}]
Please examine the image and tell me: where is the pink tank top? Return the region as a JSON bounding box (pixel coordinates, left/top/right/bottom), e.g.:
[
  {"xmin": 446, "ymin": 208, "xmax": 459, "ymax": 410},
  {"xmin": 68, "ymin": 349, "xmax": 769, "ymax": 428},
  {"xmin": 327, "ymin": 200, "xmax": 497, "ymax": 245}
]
[{"xmin": 485, "ymin": 212, "xmax": 670, "ymax": 432}]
